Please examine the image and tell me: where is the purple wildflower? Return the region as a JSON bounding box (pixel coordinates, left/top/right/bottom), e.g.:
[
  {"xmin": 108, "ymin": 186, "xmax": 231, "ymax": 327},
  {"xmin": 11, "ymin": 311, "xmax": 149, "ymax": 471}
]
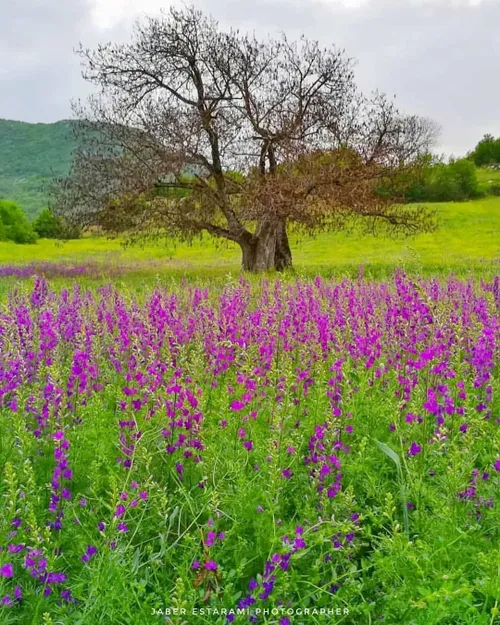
[
  {"xmin": 114, "ymin": 504, "xmax": 126, "ymax": 518},
  {"xmin": 408, "ymin": 442, "xmax": 422, "ymax": 456},
  {"xmin": 81, "ymin": 545, "xmax": 97, "ymax": 563},
  {"xmin": 0, "ymin": 563, "xmax": 13, "ymax": 578}
]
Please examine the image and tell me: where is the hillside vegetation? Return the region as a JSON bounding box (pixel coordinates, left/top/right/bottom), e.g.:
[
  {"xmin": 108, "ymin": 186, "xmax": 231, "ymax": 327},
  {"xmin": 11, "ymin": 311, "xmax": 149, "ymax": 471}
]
[{"xmin": 0, "ymin": 119, "xmax": 76, "ymax": 217}]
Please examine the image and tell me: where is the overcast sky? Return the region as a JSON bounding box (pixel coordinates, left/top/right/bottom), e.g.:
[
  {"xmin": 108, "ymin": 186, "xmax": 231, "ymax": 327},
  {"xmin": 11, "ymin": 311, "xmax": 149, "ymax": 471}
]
[{"xmin": 1, "ymin": 0, "xmax": 499, "ymax": 157}]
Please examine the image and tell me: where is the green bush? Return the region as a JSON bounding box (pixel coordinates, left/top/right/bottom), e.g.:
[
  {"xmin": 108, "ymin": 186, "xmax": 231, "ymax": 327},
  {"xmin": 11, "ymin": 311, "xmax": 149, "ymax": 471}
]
[
  {"xmin": 429, "ymin": 158, "xmax": 480, "ymax": 201},
  {"xmin": 377, "ymin": 157, "xmax": 480, "ymax": 203},
  {"xmin": 33, "ymin": 207, "xmax": 64, "ymax": 238},
  {"xmin": 0, "ymin": 199, "xmax": 38, "ymax": 243},
  {"xmin": 469, "ymin": 134, "xmax": 500, "ymax": 167},
  {"xmin": 33, "ymin": 207, "xmax": 82, "ymax": 240}
]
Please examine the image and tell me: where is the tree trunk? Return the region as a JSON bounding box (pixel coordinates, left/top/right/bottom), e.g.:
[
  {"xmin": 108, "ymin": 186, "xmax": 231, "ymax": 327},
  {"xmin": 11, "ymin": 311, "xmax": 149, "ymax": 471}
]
[
  {"xmin": 274, "ymin": 219, "xmax": 292, "ymax": 271},
  {"xmin": 239, "ymin": 218, "xmax": 293, "ymax": 273}
]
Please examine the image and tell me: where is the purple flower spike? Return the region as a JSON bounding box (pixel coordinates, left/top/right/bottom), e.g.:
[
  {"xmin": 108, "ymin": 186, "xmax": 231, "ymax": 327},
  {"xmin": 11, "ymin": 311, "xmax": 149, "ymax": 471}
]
[
  {"xmin": 81, "ymin": 545, "xmax": 98, "ymax": 563},
  {"xmin": 0, "ymin": 563, "xmax": 13, "ymax": 578},
  {"xmin": 408, "ymin": 442, "xmax": 422, "ymax": 457}
]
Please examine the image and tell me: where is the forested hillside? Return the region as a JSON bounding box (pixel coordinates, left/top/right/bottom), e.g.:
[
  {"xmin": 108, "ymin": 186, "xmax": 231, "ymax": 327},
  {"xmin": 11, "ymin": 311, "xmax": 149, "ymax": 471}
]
[{"xmin": 0, "ymin": 119, "xmax": 76, "ymax": 217}]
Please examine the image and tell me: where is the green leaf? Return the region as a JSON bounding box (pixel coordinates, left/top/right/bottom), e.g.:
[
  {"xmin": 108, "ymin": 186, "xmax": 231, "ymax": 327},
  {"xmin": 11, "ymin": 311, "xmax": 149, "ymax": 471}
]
[
  {"xmin": 375, "ymin": 439, "xmax": 401, "ymax": 468},
  {"xmin": 374, "ymin": 439, "xmax": 409, "ymax": 535}
]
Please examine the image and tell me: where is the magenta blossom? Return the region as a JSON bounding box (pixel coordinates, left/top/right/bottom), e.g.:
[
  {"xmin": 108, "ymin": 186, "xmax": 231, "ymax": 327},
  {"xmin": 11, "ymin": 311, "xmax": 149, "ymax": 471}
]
[
  {"xmin": 230, "ymin": 401, "xmax": 245, "ymax": 412},
  {"xmin": 0, "ymin": 563, "xmax": 13, "ymax": 578},
  {"xmin": 408, "ymin": 442, "xmax": 422, "ymax": 457}
]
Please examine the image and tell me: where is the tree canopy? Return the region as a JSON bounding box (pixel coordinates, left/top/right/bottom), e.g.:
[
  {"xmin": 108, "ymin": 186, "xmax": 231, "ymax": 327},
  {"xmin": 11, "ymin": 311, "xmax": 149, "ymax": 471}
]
[
  {"xmin": 53, "ymin": 6, "xmax": 439, "ymax": 271},
  {"xmin": 0, "ymin": 199, "xmax": 38, "ymax": 244},
  {"xmin": 468, "ymin": 134, "xmax": 500, "ymax": 167},
  {"xmin": 32, "ymin": 207, "xmax": 82, "ymax": 240}
]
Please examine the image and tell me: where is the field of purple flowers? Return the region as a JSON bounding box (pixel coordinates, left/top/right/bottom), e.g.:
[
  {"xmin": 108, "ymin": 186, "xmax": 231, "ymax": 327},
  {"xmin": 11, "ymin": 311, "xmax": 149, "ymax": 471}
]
[{"xmin": 0, "ymin": 273, "xmax": 499, "ymax": 625}]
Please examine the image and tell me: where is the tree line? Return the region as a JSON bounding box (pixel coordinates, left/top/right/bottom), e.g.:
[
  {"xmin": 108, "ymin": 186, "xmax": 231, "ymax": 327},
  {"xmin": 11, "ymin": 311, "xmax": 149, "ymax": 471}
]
[
  {"xmin": 378, "ymin": 155, "xmax": 483, "ymax": 203},
  {"xmin": 0, "ymin": 200, "xmax": 80, "ymax": 244},
  {"xmin": 468, "ymin": 135, "xmax": 500, "ymax": 168}
]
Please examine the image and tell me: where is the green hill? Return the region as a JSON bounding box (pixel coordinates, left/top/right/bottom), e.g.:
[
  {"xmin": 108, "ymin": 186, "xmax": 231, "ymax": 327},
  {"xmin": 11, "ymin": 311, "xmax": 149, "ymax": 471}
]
[{"xmin": 0, "ymin": 119, "xmax": 77, "ymax": 218}]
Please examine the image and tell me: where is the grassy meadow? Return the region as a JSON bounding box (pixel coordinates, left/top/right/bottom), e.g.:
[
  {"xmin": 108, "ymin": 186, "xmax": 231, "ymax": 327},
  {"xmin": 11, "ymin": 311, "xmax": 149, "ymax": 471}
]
[
  {"xmin": 477, "ymin": 167, "xmax": 500, "ymax": 186},
  {"xmin": 0, "ymin": 197, "xmax": 498, "ymax": 285}
]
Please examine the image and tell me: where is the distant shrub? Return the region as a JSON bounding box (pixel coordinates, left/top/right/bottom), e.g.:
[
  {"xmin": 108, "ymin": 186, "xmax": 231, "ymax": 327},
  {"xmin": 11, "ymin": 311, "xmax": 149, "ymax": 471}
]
[
  {"xmin": 469, "ymin": 134, "xmax": 500, "ymax": 167},
  {"xmin": 490, "ymin": 184, "xmax": 500, "ymax": 197},
  {"xmin": 33, "ymin": 207, "xmax": 63, "ymax": 238},
  {"xmin": 33, "ymin": 207, "xmax": 82, "ymax": 240},
  {"xmin": 377, "ymin": 156, "xmax": 480, "ymax": 203},
  {"xmin": 0, "ymin": 199, "xmax": 38, "ymax": 243},
  {"xmin": 429, "ymin": 158, "xmax": 479, "ymax": 201}
]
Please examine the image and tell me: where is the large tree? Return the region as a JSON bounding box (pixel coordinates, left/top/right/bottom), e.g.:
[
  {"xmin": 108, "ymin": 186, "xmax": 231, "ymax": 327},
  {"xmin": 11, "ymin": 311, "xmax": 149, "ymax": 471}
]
[{"xmin": 53, "ymin": 6, "xmax": 439, "ymax": 272}]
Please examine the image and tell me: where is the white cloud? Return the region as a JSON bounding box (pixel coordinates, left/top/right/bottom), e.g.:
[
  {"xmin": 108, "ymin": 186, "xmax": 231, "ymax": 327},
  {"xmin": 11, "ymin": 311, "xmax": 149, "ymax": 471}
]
[{"xmin": 90, "ymin": 0, "xmax": 176, "ymax": 29}]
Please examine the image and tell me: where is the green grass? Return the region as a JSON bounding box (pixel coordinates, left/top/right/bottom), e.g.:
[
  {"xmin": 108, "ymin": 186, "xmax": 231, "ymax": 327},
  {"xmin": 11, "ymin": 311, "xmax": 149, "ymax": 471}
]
[
  {"xmin": 0, "ymin": 197, "xmax": 498, "ymax": 282},
  {"xmin": 476, "ymin": 167, "xmax": 500, "ymax": 185},
  {"xmin": 477, "ymin": 167, "xmax": 500, "ymax": 197}
]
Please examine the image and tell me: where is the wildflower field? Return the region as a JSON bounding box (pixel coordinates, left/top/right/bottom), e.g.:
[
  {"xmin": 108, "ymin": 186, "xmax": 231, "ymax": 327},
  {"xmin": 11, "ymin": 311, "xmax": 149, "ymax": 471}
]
[{"xmin": 0, "ymin": 272, "xmax": 499, "ymax": 625}]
